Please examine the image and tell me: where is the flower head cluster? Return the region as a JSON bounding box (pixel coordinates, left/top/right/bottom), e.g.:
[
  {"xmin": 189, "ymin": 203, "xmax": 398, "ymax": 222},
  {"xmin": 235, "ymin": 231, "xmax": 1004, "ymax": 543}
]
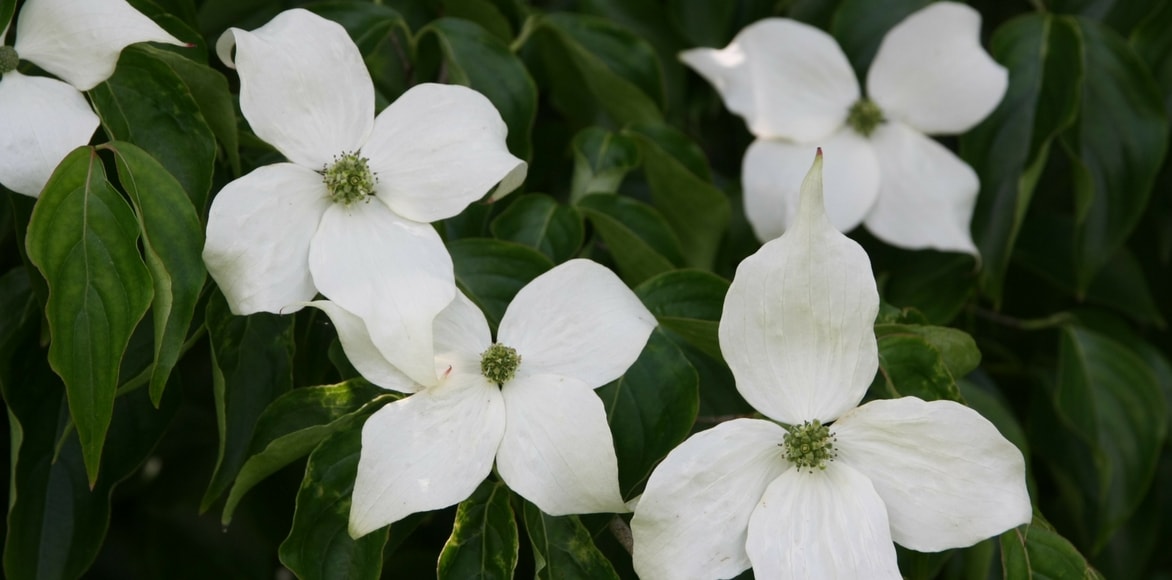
[
  {"xmin": 201, "ymin": 9, "xmax": 527, "ymax": 388},
  {"xmin": 630, "ymin": 152, "xmax": 1031, "ymax": 578},
  {"xmin": 681, "ymin": 2, "xmax": 1007, "ymax": 254},
  {"xmin": 304, "ymin": 259, "xmax": 657, "ymax": 537},
  {"xmin": 0, "ymin": 0, "xmax": 184, "ymax": 196}
]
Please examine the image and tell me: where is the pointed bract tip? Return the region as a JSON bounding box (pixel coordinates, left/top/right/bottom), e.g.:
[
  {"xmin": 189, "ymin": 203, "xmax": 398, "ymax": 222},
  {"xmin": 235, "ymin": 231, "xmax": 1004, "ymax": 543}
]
[
  {"xmin": 794, "ymin": 149, "xmax": 827, "ymax": 230},
  {"xmin": 816, "ymin": 146, "xmax": 823, "ymax": 157}
]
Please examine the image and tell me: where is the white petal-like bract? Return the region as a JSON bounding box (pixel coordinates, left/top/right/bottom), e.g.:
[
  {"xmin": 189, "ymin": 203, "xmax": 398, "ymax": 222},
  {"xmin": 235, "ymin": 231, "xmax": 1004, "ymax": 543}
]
[
  {"xmin": 721, "ymin": 153, "xmax": 879, "ymax": 424},
  {"xmin": 0, "ymin": 72, "xmax": 98, "ymax": 196},
  {"xmin": 14, "ymin": 0, "xmax": 184, "ymax": 91},
  {"xmin": 631, "ymin": 419, "xmax": 789, "ymax": 580},
  {"xmin": 364, "ymin": 83, "xmax": 527, "ymax": 223},
  {"xmin": 303, "ymin": 301, "xmax": 421, "ymax": 394},
  {"xmin": 864, "ymin": 121, "xmax": 980, "ymax": 255},
  {"xmin": 498, "ymin": 259, "xmax": 655, "ymax": 389},
  {"xmin": 867, "ymin": 2, "xmax": 1008, "ymax": 135},
  {"xmin": 218, "ymin": 8, "xmax": 374, "ymax": 168},
  {"xmin": 349, "ymin": 371, "xmax": 505, "ymax": 537},
  {"xmin": 496, "ymin": 373, "xmax": 626, "ymax": 515},
  {"xmin": 742, "ymin": 131, "xmax": 879, "ymax": 241},
  {"xmin": 680, "ymin": 18, "xmax": 858, "ymax": 142},
  {"xmin": 746, "ymin": 462, "xmax": 901, "ymax": 579},
  {"xmin": 834, "ymin": 397, "xmax": 1032, "ymax": 552},
  {"xmin": 202, "ymin": 163, "xmax": 331, "ymax": 314},
  {"xmin": 309, "ymin": 200, "xmax": 455, "ymax": 388}
]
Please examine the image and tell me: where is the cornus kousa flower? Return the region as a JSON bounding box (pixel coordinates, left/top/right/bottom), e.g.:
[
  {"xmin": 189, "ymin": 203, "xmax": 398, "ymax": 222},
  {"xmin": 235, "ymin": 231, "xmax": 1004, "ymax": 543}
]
[
  {"xmin": 681, "ymin": 2, "xmax": 1007, "ymax": 254},
  {"xmin": 202, "ymin": 9, "xmax": 525, "ymax": 387},
  {"xmin": 0, "ymin": 0, "xmax": 183, "ymax": 196},
  {"xmin": 303, "ymin": 259, "xmax": 656, "ymax": 537},
  {"xmin": 630, "ymin": 151, "xmax": 1030, "ymax": 579}
]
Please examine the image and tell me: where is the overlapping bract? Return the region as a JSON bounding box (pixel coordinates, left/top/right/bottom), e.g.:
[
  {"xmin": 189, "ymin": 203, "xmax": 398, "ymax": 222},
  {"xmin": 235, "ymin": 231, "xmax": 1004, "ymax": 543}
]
[
  {"xmin": 201, "ymin": 9, "xmax": 526, "ymax": 387},
  {"xmin": 681, "ymin": 2, "xmax": 1007, "ymax": 254},
  {"xmin": 630, "ymin": 153, "xmax": 1031, "ymax": 579},
  {"xmin": 0, "ymin": 0, "xmax": 183, "ymax": 196}
]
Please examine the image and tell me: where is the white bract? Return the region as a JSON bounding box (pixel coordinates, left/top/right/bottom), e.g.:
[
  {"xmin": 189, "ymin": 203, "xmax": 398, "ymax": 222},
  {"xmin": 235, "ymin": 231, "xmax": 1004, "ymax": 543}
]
[
  {"xmin": 201, "ymin": 9, "xmax": 526, "ymax": 387},
  {"xmin": 0, "ymin": 0, "xmax": 183, "ymax": 196},
  {"xmin": 307, "ymin": 259, "xmax": 657, "ymax": 538},
  {"xmin": 680, "ymin": 2, "xmax": 1007, "ymax": 254},
  {"xmin": 630, "ymin": 151, "xmax": 1031, "ymax": 579}
]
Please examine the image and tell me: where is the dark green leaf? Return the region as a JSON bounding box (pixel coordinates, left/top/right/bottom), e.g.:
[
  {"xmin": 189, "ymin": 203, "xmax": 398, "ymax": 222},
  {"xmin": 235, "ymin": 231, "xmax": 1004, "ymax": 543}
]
[
  {"xmin": 201, "ymin": 290, "xmax": 295, "ymax": 510},
  {"xmin": 90, "ymin": 45, "xmax": 217, "ymax": 209},
  {"xmin": 441, "ymin": 0, "xmax": 513, "ymax": 42},
  {"xmin": 1051, "ymin": 325, "xmax": 1166, "ymax": 549},
  {"xmin": 1000, "ymin": 520, "xmax": 1104, "ymax": 579},
  {"xmin": 873, "ymin": 324, "xmax": 980, "ymax": 402},
  {"xmin": 623, "ymin": 122, "xmax": 729, "ymax": 270},
  {"xmin": 417, "ymin": 17, "xmax": 537, "ymax": 159},
  {"xmin": 437, "ymin": 480, "xmax": 519, "ymax": 580},
  {"xmin": 25, "ymin": 147, "xmax": 154, "ymax": 484},
  {"xmin": 522, "ymin": 501, "xmax": 620, "ymax": 580},
  {"xmin": 831, "ymin": 0, "xmax": 933, "ymax": 77},
  {"xmin": 569, "ymin": 127, "xmax": 639, "ymax": 202},
  {"xmin": 666, "ymin": 0, "xmax": 736, "ymax": 47},
  {"xmin": 962, "ymin": 14, "xmax": 1082, "ymax": 305},
  {"xmin": 598, "ymin": 329, "xmax": 699, "ymax": 494},
  {"xmin": 2, "ymin": 279, "xmax": 179, "ymax": 580},
  {"xmin": 490, "ymin": 194, "xmax": 585, "ymax": 263},
  {"xmin": 0, "ymin": 0, "xmax": 14, "ymax": 32},
  {"xmin": 448, "ymin": 238, "xmax": 553, "ymax": 331},
  {"xmin": 634, "ymin": 269, "xmax": 728, "ymax": 361},
  {"xmin": 1063, "ymin": 17, "xmax": 1167, "ymax": 292},
  {"xmin": 137, "ymin": 45, "xmax": 241, "ymax": 177},
  {"xmin": 578, "ymin": 193, "xmax": 685, "ymax": 286},
  {"xmin": 880, "ymin": 251, "xmax": 976, "ymax": 325},
  {"xmin": 533, "ymin": 12, "xmax": 664, "ymax": 125},
  {"xmin": 279, "ymin": 428, "xmax": 389, "ymax": 580},
  {"xmin": 222, "ymin": 379, "xmax": 392, "ymax": 525},
  {"xmin": 1132, "ymin": 0, "xmax": 1172, "ymax": 117},
  {"xmin": 106, "ymin": 141, "xmax": 206, "ymax": 405}
]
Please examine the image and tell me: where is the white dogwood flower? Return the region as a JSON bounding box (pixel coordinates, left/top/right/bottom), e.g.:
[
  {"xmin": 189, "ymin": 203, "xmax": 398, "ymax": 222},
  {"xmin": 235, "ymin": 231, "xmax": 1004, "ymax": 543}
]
[
  {"xmin": 202, "ymin": 9, "xmax": 526, "ymax": 387},
  {"xmin": 630, "ymin": 151, "xmax": 1030, "ymax": 579},
  {"xmin": 0, "ymin": 0, "xmax": 183, "ymax": 196},
  {"xmin": 305, "ymin": 259, "xmax": 656, "ymax": 537},
  {"xmin": 681, "ymin": 2, "xmax": 1007, "ymax": 254}
]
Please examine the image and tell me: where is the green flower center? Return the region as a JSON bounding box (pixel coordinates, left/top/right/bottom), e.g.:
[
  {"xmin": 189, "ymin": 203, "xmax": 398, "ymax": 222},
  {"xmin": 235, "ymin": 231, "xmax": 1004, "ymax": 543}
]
[
  {"xmin": 846, "ymin": 98, "xmax": 884, "ymax": 137},
  {"xmin": 0, "ymin": 46, "xmax": 19, "ymax": 74},
  {"xmin": 480, "ymin": 343, "xmax": 521, "ymax": 385},
  {"xmin": 321, "ymin": 151, "xmax": 377, "ymax": 205},
  {"xmin": 783, "ymin": 420, "xmax": 837, "ymax": 472}
]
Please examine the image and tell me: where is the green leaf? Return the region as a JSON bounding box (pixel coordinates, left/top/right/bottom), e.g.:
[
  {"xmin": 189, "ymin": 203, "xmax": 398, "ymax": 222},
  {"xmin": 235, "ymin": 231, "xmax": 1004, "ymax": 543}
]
[
  {"xmin": 532, "ymin": 12, "xmax": 664, "ymax": 125},
  {"xmin": 1000, "ymin": 520, "xmax": 1104, "ymax": 579},
  {"xmin": 417, "ymin": 17, "xmax": 537, "ymax": 159},
  {"xmin": 666, "ymin": 0, "xmax": 736, "ymax": 47},
  {"xmin": 521, "ymin": 501, "xmax": 620, "ymax": 580},
  {"xmin": 490, "ymin": 194, "xmax": 585, "ymax": 263},
  {"xmin": 622, "ymin": 122, "xmax": 730, "ymax": 270},
  {"xmin": 1051, "ymin": 325, "xmax": 1166, "ymax": 549},
  {"xmin": 442, "ymin": 0, "xmax": 514, "ymax": 41},
  {"xmin": 106, "ymin": 141, "xmax": 206, "ymax": 405},
  {"xmin": 279, "ymin": 427, "xmax": 389, "ymax": 580},
  {"xmin": 25, "ymin": 147, "xmax": 154, "ymax": 485},
  {"xmin": 137, "ymin": 45, "xmax": 241, "ymax": 177},
  {"xmin": 831, "ymin": 0, "xmax": 933, "ymax": 77},
  {"xmin": 201, "ymin": 290, "xmax": 295, "ymax": 511},
  {"xmin": 634, "ymin": 269, "xmax": 728, "ymax": 361},
  {"xmin": 578, "ymin": 193, "xmax": 685, "ymax": 286},
  {"xmin": 873, "ymin": 324, "xmax": 981, "ymax": 402},
  {"xmin": 437, "ymin": 480, "xmax": 519, "ymax": 580},
  {"xmin": 569, "ymin": 127, "xmax": 640, "ymax": 202},
  {"xmin": 961, "ymin": 14, "xmax": 1082, "ymax": 305},
  {"xmin": 1, "ymin": 279, "xmax": 180, "ymax": 580},
  {"xmin": 1062, "ymin": 17, "xmax": 1167, "ymax": 293},
  {"xmin": 89, "ymin": 45, "xmax": 218, "ymax": 209},
  {"xmin": 222, "ymin": 379, "xmax": 392, "ymax": 525},
  {"xmin": 879, "ymin": 251, "xmax": 976, "ymax": 325},
  {"xmin": 1132, "ymin": 0, "xmax": 1172, "ymax": 117},
  {"xmin": 598, "ymin": 329, "xmax": 699, "ymax": 494},
  {"xmin": 448, "ymin": 238, "xmax": 553, "ymax": 331},
  {"xmin": 0, "ymin": 0, "xmax": 15, "ymax": 32}
]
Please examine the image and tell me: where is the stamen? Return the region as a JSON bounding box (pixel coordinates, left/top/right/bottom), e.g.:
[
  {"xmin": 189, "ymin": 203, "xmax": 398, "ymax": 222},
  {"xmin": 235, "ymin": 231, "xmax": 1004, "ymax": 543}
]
[
  {"xmin": 0, "ymin": 46, "xmax": 19, "ymax": 75},
  {"xmin": 783, "ymin": 420, "xmax": 837, "ymax": 472},
  {"xmin": 321, "ymin": 151, "xmax": 377, "ymax": 205},
  {"xmin": 846, "ymin": 99, "xmax": 884, "ymax": 137},
  {"xmin": 480, "ymin": 343, "xmax": 521, "ymax": 385}
]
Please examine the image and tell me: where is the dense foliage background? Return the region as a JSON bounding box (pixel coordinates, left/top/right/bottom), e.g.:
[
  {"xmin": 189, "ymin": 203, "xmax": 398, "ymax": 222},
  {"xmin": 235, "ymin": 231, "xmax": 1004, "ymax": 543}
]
[{"xmin": 1, "ymin": 0, "xmax": 1170, "ymax": 578}]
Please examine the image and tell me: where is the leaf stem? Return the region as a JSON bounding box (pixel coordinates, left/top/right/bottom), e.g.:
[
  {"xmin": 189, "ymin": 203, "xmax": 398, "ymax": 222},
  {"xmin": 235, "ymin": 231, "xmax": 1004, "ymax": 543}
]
[{"xmin": 972, "ymin": 308, "xmax": 1072, "ymax": 331}]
